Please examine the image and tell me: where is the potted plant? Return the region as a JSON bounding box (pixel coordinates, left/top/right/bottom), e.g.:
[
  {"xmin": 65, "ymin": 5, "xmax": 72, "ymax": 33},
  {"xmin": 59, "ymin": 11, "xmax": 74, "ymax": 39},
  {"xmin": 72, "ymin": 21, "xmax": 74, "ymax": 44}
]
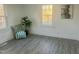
[{"xmin": 21, "ymin": 16, "xmax": 32, "ymax": 35}]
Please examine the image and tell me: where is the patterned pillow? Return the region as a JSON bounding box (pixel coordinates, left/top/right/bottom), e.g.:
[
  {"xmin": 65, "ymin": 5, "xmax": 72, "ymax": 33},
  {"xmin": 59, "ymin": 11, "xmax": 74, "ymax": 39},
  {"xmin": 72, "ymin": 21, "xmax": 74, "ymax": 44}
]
[{"xmin": 16, "ymin": 31, "xmax": 26, "ymax": 39}]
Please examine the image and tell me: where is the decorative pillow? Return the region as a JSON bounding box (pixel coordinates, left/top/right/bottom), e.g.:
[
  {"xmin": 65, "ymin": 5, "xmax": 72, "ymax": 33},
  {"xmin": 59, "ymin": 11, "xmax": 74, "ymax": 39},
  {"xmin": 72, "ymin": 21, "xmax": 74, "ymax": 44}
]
[{"xmin": 15, "ymin": 31, "xmax": 26, "ymax": 39}]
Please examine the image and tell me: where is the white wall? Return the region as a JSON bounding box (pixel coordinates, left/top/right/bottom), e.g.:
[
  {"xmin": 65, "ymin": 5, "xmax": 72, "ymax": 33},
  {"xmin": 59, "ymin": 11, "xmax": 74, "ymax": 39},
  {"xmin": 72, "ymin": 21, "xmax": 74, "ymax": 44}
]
[
  {"xmin": 23, "ymin": 4, "xmax": 79, "ymax": 40},
  {"xmin": 0, "ymin": 4, "xmax": 25, "ymax": 44},
  {"xmin": 0, "ymin": 4, "xmax": 79, "ymax": 44}
]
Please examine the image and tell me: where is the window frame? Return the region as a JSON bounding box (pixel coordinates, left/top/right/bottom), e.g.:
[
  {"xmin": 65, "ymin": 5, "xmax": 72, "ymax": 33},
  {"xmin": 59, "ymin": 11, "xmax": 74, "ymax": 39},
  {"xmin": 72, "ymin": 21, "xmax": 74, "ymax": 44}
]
[{"xmin": 0, "ymin": 4, "xmax": 7, "ymax": 30}]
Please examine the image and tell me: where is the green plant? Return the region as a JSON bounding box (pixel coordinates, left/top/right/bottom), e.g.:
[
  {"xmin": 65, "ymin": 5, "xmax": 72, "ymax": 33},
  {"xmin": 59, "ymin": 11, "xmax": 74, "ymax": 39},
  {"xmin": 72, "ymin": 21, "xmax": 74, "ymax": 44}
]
[{"xmin": 21, "ymin": 16, "xmax": 32, "ymax": 28}]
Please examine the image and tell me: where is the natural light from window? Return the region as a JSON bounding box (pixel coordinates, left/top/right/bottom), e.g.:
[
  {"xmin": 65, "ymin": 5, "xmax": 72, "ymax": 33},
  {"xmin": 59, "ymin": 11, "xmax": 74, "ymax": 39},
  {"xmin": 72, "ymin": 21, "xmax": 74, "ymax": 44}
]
[
  {"xmin": 0, "ymin": 4, "xmax": 6, "ymax": 29},
  {"xmin": 42, "ymin": 5, "xmax": 53, "ymax": 25}
]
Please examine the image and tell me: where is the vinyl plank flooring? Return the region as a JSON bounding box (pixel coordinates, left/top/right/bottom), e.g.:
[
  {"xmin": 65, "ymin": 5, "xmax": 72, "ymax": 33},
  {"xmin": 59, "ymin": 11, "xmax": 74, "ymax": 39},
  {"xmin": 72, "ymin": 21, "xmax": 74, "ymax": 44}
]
[{"xmin": 0, "ymin": 35, "xmax": 79, "ymax": 54}]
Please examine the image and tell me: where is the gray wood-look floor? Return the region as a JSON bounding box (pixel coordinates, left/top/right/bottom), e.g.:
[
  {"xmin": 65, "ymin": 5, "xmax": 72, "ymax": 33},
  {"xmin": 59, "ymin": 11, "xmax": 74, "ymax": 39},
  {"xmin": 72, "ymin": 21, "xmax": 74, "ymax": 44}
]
[{"xmin": 0, "ymin": 35, "xmax": 79, "ymax": 54}]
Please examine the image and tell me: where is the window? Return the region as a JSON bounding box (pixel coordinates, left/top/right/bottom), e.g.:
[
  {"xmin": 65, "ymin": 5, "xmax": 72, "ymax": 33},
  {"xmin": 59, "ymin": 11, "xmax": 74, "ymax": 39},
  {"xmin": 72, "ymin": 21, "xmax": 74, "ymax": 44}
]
[
  {"xmin": 0, "ymin": 4, "xmax": 6, "ymax": 29},
  {"xmin": 42, "ymin": 5, "xmax": 53, "ymax": 25}
]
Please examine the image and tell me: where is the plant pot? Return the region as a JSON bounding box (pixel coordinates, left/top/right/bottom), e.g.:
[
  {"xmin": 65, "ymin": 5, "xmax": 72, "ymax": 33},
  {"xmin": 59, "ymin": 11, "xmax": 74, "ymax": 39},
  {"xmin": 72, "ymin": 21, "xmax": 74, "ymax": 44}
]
[{"xmin": 25, "ymin": 29, "xmax": 29, "ymax": 36}]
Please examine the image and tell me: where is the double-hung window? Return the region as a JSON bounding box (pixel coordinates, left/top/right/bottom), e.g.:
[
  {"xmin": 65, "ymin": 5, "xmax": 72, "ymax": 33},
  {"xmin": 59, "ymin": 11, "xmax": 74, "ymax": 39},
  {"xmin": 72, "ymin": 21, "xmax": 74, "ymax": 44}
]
[
  {"xmin": 0, "ymin": 4, "xmax": 6, "ymax": 29},
  {"xmin": 42, "ymin": 5, "xmax": 53, "ymax": 25}
]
